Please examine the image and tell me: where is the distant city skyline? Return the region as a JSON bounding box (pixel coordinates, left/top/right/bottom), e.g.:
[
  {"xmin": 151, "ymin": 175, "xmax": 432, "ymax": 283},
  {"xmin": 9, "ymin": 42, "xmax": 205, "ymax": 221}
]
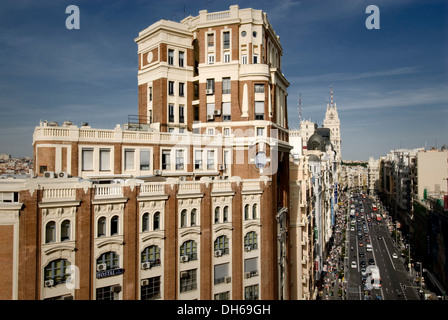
[{"xmin": 0, "ymin": 0, "xmax": 446, "ymax": 160}]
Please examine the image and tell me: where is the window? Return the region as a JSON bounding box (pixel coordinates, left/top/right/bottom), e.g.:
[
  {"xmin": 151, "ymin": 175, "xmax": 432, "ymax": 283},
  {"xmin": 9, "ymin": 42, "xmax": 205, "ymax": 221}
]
[
  {"xmin": 256, "ymin": 127, "xmax": 264, "ymax": 136},
  {"xmin": 168, "ymin": 104, "xmax": 175, "ymax": 123},
  {"xmin": 223, "ymin": 31, "xmax": 230, "ymax": 49},
  {"xmin": 245, "ymin": 284, "xmax": 259, "ymax": 300},
  {"xmin": 220, "ymin": 102, "xmax": 231, "ymax": 121},
  {"xmin": 162, "ymin": 150, "xmax": 171, "ymax": 170},
  {"xmin": 180, "ymin": 240, "xmax": 197, "ymax": 261},
  {"xmin": 97, "ymin": 217, "xmax": 106, "ymax": 237},
  {"xmin": 140, "ymin": 150, "xmax": 150, "ymax": 170},
  {"xmin": 180, "ymin": 269, "xmax": 197, "ymax": 293},
  {"xmin": 222, "ymin": 78, "xmax": 231, "ymax": 94},
  {"xmin": 125, "ymin": 149, "xmax": 135, "ymax": 171},
  {"xmin": 244, "ymin": 204, "xmax": 250, "ymax": 220},
  {"xmin": 153, "ymin": 212, "xmax": 160, "ymax": 230},
  {"xmin": 149, "ymin": 86, "xmax": 153, "ymax": 101},
  {"xmin": 207, "ymin": 33, "xmax": 214, "ymax": 47},
  {"xmin": 195, "ymin": 150, "xmax": 203, "ymax": 170},
  {"xmin": 206, "ymin": 79, "xmax": 215, "ymax": 92},
  {"xmin": 208, "ymin": 54, "xmax": 215, "ymax": 64},
  {"xmin": 40, "ymin": 166, "xmax": 47, "ymax": 174},
  {"xmin": 180, "ymin": 209, "xmax": 187, "ymax": 228},
  {"xmin": 190, "ymin": 209, "xmax": 197, "ymax": 226},
  {"xmin": 214, "ymin": 207, "xmax": 220, "ymax": 224},
  {"xmin": 179, "ymin": 51, "xmax": 184, "ymax": 67},
  {"xmin": 253, "ymin": 54, "xmax": 258, "ymax": 64},
  {"xmin": 96, "ymin": 286, "xmax": 116, "ymax": 300},
  {"xmin": 141, "ymin": 245, "xmax": 161, "ymax": 266},
  {"xmin": 100, "ymin": 149, "xmax": 111, "ymax": 171},
  {"xmin": 45, "ymin": 221, "xmax": 56, "ymax": 243},
  {"xmin": 214, "ymin": 291, "xmax": 230, "ymax": 300},
  {"xmin": 111, "ymin": 216, "xmax": 119, "ymax": 235},
  {"xmin": 214, "ymin": 235, "xmax": 229, "ymax": 255},
  {"xmin": 244, "ymin": 257, "xmax": 258, "ymax": 277},
  {"xmin": 61, "ymin": 220, "xmax": 70, "ymax": 241},
  {"xmin": 242, "ymin": 55, "xmax": 248, "ymax": 64},
  {"xmin": 207, "ymin": 150, "xmax": 215, "ymax": 170},
  {"xmin": 168, "ymin": 49, "xmax": 174, "ymax": 65},
  {"xmin": 141, "ymin": 276, "xmax": 161, "ymax": 300},
  {"xmin": 255, "ymin": 101, "xmax": 264, "ymax": 120},
  {"xmin": 179, "ymin": 105, "xmax": 184, "ymax": 123},
  {"xmin": 168, "ymin": 81, "xmax": 174, "ymax": 95},
  {"xmin": 223, "ymin": 206, "xmax": 229, "ymax": 223},
  {"xmin": 97, "ymin": 251, "xmax": 119, "ymax": 270},
  {"xmin": 224, "ymin": 52, "xmax": 230, "ymax": 63},
  {"xmin": 244, "ymin": 231, "xmax": 258, "ymax": 250},
  {"xmin": 82, "ymin": 148, "xmax": 93, "ymax": 171},
  {"xmin": 252, "ymin": 204, "xmax": 258, "ymax": 219},
  {"xmin": 223, "ymin": 128, "xmax": 230, "ymax": 136},
  {"xmin": 214, "ymin": 263, "xmax": 229, "ymax": 285},
  {"xmin": 207, "ymin": 103, "xmax": 215, "ymax": 119},
  {"xmin": 142, "ymin": 212, "xmax": 149, "ymax": 232},
  {"xmin": 179, "ymin": 82, "xmax": 185, "ymax": 97},
  {"xmin": 44, "ymin": 259, "xmax": 71, "ymax": 286},
  {"xmin": 254, "ymin": 84, "xmax": 264, "ymax": 93},
  {"xmin": 176, "ymin": 150, "xmax": 184, "ymax": 170}
]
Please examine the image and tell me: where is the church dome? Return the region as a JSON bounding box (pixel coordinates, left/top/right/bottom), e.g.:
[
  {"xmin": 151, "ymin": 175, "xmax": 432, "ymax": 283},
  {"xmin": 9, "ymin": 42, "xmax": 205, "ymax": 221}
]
[{"xmin": 307, "ymin": 132, "xmax": 325, "ymax": 152}]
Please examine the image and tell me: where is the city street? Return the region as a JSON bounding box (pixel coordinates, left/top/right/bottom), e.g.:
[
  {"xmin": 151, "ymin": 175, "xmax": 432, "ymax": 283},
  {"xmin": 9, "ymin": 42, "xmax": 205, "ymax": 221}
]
[{"xmin": 345, "ymin": 193, "xmax": 420, "ymax": 300}]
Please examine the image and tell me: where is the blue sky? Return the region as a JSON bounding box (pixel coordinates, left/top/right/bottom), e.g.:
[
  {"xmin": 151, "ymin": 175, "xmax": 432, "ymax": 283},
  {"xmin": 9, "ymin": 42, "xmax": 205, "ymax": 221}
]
[{"xmin": 0, "ymin": 0, "xmax": 447, "ymax": 160}]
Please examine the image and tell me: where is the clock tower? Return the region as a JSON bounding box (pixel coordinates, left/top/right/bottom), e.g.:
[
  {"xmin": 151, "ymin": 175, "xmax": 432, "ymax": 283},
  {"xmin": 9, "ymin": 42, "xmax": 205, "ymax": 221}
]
[{"xmin": 323, "ymin": 86, "xmax": 341, "ymax": 163}]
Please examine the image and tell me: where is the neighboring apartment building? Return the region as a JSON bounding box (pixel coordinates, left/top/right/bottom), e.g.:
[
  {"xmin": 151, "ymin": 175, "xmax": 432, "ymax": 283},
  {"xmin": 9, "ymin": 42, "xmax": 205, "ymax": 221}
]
[{"xmin": 1, "ymin": 6, "xmax": 294, "ymax": 300}]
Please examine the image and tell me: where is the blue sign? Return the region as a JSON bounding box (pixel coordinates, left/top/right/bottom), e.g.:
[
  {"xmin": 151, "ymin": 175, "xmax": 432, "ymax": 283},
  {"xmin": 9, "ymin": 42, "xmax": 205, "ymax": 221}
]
[{"xmin": 96, "ymin": 268, "xmax": 124, "ymax": 279}]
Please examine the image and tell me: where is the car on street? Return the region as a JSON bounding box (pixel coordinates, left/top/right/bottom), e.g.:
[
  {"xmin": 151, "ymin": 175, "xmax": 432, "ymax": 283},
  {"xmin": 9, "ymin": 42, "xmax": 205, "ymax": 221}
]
[
  {"xmin": 351, "ymin": 261, "xmax": 357, "ymax": 268},
  {"xmin": 360, "ymin": 260, "xmax": 366, "ymax": 267},
  {"xmin": 359, "ymin": 242, "xmax": 364, "ymax": 247},
  {"xmin": 392, "ymin": 253, "xmax": 398, "ymax": 258},
  {"xmin": 359, "ymin": 251, "xmax": 365, "ymax": 257},
  {"xmin": 368, "ymin": 258, "xmax": 375, "ymax": 265}
]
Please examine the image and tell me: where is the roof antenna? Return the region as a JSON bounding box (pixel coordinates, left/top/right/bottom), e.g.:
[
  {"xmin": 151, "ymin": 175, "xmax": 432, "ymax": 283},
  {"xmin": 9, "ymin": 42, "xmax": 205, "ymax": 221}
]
[{"xmin": 298, "ymin": 93, "xmax": 302, "ymax": 130}]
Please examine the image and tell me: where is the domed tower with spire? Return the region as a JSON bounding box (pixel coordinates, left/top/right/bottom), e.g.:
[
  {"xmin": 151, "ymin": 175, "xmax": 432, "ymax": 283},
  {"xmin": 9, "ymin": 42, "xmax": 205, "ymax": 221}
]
[{"xmin": 322, "ymin": 86, "xmax": 341, "ymax": 164}]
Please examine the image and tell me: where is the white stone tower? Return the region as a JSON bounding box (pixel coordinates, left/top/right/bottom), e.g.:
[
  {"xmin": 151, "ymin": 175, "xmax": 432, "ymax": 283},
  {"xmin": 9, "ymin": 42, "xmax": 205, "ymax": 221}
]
[{"xmin": 322, "ymin": 86, "xmax": 341, "ymax": 163}]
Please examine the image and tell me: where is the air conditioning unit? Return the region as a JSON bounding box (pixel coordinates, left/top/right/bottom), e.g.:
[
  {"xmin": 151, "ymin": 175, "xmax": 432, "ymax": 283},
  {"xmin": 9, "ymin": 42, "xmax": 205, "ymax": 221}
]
[
  {"xmin": 218, "ymin": 165, "xmax": 225, "ymax": 171},
  {"xmin": 181, "ymin": 255, "xmax": 189, "ymax": 263},
  {"xmin": 213, "ymin": 109, "xmax": 221, "ymax": 116},
  {"xmin": 244, "ymin": 246, "xmax": 252, "ymax": 252},
  {"xmin": 225, "ymin": 276, "xmax": 232, "ymax": 283},
  {"xmin": 44, "ymin": 279, "xmax": 54, "ymax": 287},
  {"xmin": 142, "ymin": 262, "xmax": 151, "ymax": 270},
  {"xmin": 180, "ymin": 271, "xmax": 189, "ymax": 278},
  {"xmin": 44, "ymin": 171, "xmax": 55, "ymax": 178},
  {"xmin": 58, "ymin": 172, "xmax": 69, "ymax": 178},
  {"xmin": 214, "ymin": 250, "xmax": 222, "ymax": 257},
  {"xmin": 97, "ymin": 263, "xmax": 107, "ymax": 272},
  {"xmin": 154, "ymin": 169, "xmax": 162, "ymax": 176},
  {"xmin": 205, "ymin": 89, "xmax": 214, "ymax": 95},
  {"xmin": 207, "ymin": 114, "xmax": 214, "ymax": 120},
  {"xmin": 245, "ymin": 272, "xmax": 251, "ymax": 279},
  {"xmin": 141, "ymin": 279, "xmax": 150, "ymax": 286},
  {"xmin": 62, "ymin": 295, "xmax": 73, "ymax": 300},
  {"xmin": 110, "ymin": 285, "xmax": 122, "ymax": 293}
]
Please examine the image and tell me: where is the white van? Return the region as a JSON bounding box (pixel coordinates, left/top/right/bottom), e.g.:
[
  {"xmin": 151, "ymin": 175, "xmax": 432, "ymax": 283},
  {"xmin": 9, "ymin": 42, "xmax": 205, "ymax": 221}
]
[{"xmin": 366, "ymin": 244, "xmax": 372, "ymax": 252}]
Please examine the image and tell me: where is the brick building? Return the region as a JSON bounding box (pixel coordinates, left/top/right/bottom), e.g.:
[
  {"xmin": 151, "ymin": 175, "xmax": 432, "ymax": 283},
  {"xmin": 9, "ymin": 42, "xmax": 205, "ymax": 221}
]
[{"xmin": 1, "ymin": 6, "xmax": 293, "ymax": 300}]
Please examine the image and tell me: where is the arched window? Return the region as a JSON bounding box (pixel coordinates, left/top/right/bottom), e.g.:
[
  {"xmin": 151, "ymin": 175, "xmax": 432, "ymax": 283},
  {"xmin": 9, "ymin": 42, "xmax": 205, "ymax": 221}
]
[
  {"xmin": 61, "ymin": 220, "xmax": 70, "ymax": 241},
  {"xmin": 44, "ymin": 259, "xmax": 71, "ymax": 286},
  {"xmin": 180, "ymin": 240, "xmax": 197, "ymax": 260},
  {"xmin": 214, "ymin": 206, "xmax": 220, "ymax": 224},
  {"xmin": 190, "ymin": 209, "xmax": 197, "ymax": 226},
  {"xmin": 142, "ymin": 212, "xmax": 149, "ymax": 232},
  {"xmin": 214, "ymin": 235, "xmax": 229, "ymax": 255},
  {"xmin": 45, "ymin": 221, "xmax": 56, "ymax": 243},
  {"xmin": 244, "ymin": 204, "xmax": 250, "ymax": 220},
  {"xmin": 141, "ymin": 245, "xmax": 161, "ymax": 266},
  {"xmin": 97, "ymin": 251, "xmax": 119, "ymax": 270},
  {"xmin": 223, "ymin": 206, "xmax": 229, "ymax": 223},
  {"xmin": 111, "ymin": 216, "xmax": 119, "ymax": 235},
  {"xmin": 180, "ymin": 209, "xmax": 187, "ymax": 228},
  {"xmin": 244, "ymin": 231, "xmax": 258, "ymax": 250},
  {"xmin": 153, "ymin": 212, "xmax": 160, "ymax": 230},
  {"xmin": 252, "ymin": 204, "xmax": 258, "ymax": 219},
  {"xmin": 97, "ymin": 217, "xmax": 106, "ymax": 237}
]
